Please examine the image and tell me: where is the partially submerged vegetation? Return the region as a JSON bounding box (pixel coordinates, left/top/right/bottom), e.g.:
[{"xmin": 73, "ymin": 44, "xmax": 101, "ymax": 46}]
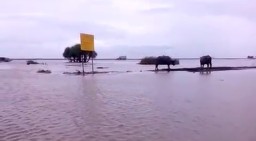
[
  {"xmin": 37, "ymin": 69, "xmax": 51, "ymax": 74},
  {"xmin": 27, "ymin": 60, "xmax": 39, "ymax": 65},
  {"xmin": 63, "ymin": 44, "xmax": 97, "ymax": 63},
  {"xmin": 0, "ymin": 57, "xmax": 12, "ymax": 62},
  {"xmin": 116, "ymin": 56, "xmax": 127, "ymax": 60},
  {"xmin": 247, "ymin": 56, "xmax": 255, "ymax": 59},
  {"xmin": 139, "ymin": 57, "xmax": 157, "ymax": 65},
  {"xmin": 97, "ymin": 67, "xmax": 109, "ymax": 69}
]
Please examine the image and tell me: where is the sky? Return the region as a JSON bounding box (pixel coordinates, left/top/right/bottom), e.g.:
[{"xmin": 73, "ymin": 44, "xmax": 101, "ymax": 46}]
[{"xmin": 0, "ymin": 0, "xmax": 256, "ymax": 58}]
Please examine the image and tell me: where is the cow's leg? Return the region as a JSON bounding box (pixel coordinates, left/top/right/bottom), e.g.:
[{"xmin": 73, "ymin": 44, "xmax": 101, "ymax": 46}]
[
  {"xmin": 155, "ymin": 64, "xmax": 158, "ymax": 71},
  {"xmin": 168, "ymin": 64, "xmax": 170, "ymax": 70}
]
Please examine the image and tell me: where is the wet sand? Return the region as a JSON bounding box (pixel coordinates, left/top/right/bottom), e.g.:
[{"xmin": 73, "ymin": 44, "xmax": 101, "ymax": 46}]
[{"xmin": 1, "ymin": 60, "xmax": 256, "ymax": 141}]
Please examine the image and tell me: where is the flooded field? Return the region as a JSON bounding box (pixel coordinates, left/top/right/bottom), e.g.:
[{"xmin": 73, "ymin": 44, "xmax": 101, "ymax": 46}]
[{"xmin": 1, "ymin": 59, "xmax": 256, "ymax": 141}]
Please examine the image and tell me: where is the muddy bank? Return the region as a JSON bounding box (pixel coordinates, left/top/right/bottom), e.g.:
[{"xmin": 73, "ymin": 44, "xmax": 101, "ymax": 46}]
[{"xmin": 149, "ymin": 66, "xmax": 256, "ymax": 72}]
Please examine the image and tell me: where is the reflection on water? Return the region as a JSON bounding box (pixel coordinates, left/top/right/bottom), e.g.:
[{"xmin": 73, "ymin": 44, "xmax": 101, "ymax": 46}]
[
  {"xmin": 1, "ymin": 60, "xmax": 256, "ymax": 141},
  {"xmin": 1, "ymin": 59, "xmax": 256, "ymax": 73},
  {"xmin": 199, "ymin": 70, "xmax": 211, "ymax": 75}
]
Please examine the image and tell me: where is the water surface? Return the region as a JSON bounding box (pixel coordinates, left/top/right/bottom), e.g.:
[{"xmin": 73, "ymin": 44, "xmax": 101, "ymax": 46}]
[{"xmin": 1, "ymin": 60, "xmax": 256, "ymax": 141}]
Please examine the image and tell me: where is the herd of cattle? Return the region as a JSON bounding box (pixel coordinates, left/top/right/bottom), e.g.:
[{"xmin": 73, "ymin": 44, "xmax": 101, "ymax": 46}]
[{"xmin": 155, "ymin": 55, "xmax": 212, "ymax": 70}]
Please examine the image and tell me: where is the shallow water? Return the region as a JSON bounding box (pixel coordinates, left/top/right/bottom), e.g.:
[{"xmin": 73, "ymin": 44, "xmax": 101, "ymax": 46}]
[
  {"xmin": 1, "ymin": 60, "xmax": 256, "ymax": 141},
  {"xmin": 2, "ymin": 59, "xmax": 256, "ymax": 73}
]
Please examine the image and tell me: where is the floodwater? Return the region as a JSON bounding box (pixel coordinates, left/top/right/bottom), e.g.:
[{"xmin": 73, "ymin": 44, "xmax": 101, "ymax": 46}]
[{"xmin": 1, "ymin": 59, "xmax": 256, "ymax": 141}]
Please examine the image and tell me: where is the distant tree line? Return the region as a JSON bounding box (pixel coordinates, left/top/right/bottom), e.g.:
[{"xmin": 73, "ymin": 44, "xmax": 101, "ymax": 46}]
[{"xmin": 63, "ymin": 44, "xmax": 97, "ymax": 62}]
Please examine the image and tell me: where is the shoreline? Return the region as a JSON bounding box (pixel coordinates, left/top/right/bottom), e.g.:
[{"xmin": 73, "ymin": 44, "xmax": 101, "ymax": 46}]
[
  {"xmin": 148, "ymin": 66, "xmax": 256, "ymax": 73},
  {"xmin": 9, "ymin": 58, "xmax": 249, "ymax": 61}
]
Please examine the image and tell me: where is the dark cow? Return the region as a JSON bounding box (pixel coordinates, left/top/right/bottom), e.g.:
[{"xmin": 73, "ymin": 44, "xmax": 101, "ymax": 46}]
[
  {"xmin": 155, "ymin": 56, "xmax": 179, "ymax": 70},
  {"xmin": 200, "ymin": 55, "xmax": 212, "ymax": 68}
]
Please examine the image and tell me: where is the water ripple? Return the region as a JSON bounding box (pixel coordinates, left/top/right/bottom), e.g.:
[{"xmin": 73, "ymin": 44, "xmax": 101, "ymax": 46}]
[{"xmin": 1, "ymin": 64, "xmax": 256, "ymax": 141}]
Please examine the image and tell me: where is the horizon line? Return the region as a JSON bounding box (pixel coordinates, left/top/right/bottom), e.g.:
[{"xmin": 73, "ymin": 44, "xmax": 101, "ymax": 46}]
[{"xmin": 8, "ymin": 57, "xmax": 248, "ymax": 60}]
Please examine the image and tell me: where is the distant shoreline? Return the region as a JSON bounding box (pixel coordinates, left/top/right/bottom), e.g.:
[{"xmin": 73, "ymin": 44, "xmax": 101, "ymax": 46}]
[{"xmin": 9, "ymin": 58, "xmax": 248, "ymax": 61}]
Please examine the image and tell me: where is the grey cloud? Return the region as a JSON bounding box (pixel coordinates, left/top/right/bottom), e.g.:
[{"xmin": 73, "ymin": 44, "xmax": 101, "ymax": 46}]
[
  {"xmin": 1, "ymin": 14, "xmax": 127, "ymax": 40},
  {"xmin": 144, "ymin": 0, "xmax": 256, "ymax": 20},
  {"xmin": 1, "ymin": 0, "xmax": 256, "ymax": 58},
  {"xmin": 0, "ymin": 13, "xmax": 129, "ymax": 58}
]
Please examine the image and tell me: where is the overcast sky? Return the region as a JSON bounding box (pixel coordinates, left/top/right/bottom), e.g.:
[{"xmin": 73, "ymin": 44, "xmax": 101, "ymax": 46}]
[{"xmin": 0, "ymin": 0, "xmax": 256, "ymax": 58}]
